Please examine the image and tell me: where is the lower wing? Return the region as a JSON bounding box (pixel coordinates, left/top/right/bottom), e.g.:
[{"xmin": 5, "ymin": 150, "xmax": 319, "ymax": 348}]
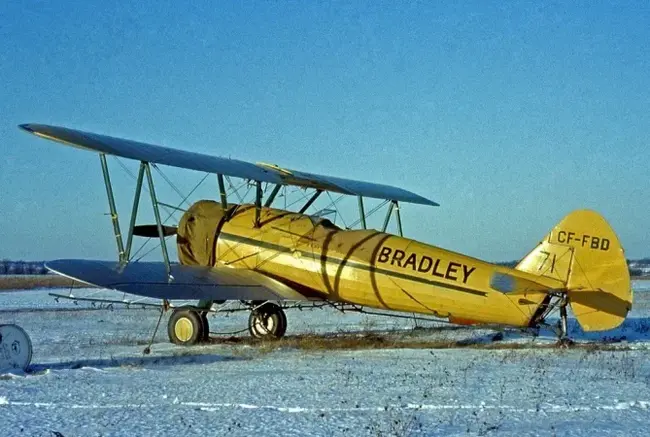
[{"xmin": 45, "ymin": 259, "xmax": 310, "ymax": 302}]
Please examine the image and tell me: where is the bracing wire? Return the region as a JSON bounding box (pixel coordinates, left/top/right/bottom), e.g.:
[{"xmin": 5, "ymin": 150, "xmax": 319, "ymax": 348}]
[
  {"xmin": 284, "ymin": 188, "xmax": 311, "ymax": 210},
  {"xmin": 225, "ymin": 176, "xmax": 245, "ymax": 202},
  {"xmin": 348, "ymin": 199, "xmax": 389, "ymax": 229},
  {"xmin": 152, "ymin": 163, "xmax": 192, "ymax": 208},
  {"xmin": 130, "ymin": 171, "xmax": 247, "ymax": 262},
  {"xmin": 130, "ymin": 170, "xmax": 210, "ymax": 261},
  {"xmin": 326, "ymin": 191, "xmax": 348, "ymax": 228},
  {"xmin": 113, "ymin": 158, "xmax": 181, "ymax": 217}
]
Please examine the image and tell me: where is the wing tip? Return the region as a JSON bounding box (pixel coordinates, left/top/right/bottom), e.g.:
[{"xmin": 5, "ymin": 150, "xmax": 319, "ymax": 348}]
[
  {"xmin": 414, "ymin": 197, "xmax": 440, "ymax": 207},
  {"xmin": 18, "ymin": 123, "xmax": 35, "ymax": 133}
]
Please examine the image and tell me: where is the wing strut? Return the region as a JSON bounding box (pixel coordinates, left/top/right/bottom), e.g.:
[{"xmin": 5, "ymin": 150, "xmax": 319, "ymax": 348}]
[
  {"xmin": 358, "ymin": 196, "xmax": 367, "ymax": 229},
  {"xmin": 99, "ymin": 154, "xmax": 126, "ymax": 261},
  {"xmin": 394, "ymin": 201, "xmax": 404, "ymax": 237},
  {"xmin": 217, "ymin": 174, "xmax": 228, "ymax": 210},
  {"xmin": 382, "ymin": 201, "xmax": 395, "ymax": 232},
  {"xmin": 124, "ymin": 162, "xmax": 146, "ymax": 261},
  {"xmin": 264, "ymin": 184, "xmax": 282, "ymax": 207},
  {"xmin": 254, "ymin": 181, "xmax": 263, "ymax": 227},
  {"xmin": 144, "ymin": 163, "xmax": 172, "ymax": 280},
  {"xmin": 97, "ymin": 155, "xmax": 212, "ymax": 280},
  {"xmin": 348, "ymin": 198, "xmax": 403, "ymax": 236}
]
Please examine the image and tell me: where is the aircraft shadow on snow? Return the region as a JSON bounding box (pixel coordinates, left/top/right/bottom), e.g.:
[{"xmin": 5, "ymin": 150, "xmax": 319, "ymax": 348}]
[
  {"xmin": 31, "ymin": 352, "xmax": 249, "ymax": 372},
  {"xmin": 315, "ymin": 316, "xmax": 650, "ymax": 346},
  {"xmin": 566, "ymin": 316, "xmax": 650, "ymax": 342},
  {"xmin": 205, "ymin": 315, "xmax": 650, "ymax": 349},
  {"xmin": 500, "ymin": 316, "xmax": 650, "ymax": 344}
]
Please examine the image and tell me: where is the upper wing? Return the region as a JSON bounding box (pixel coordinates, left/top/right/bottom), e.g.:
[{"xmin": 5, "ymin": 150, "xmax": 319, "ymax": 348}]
[
  {"xmin": 20, "ymin": 123, "xmax": 438, "ymax": 206},
  {"xmin": 46, "ymin": 259, "xmax": 311, "ymax": 301}
]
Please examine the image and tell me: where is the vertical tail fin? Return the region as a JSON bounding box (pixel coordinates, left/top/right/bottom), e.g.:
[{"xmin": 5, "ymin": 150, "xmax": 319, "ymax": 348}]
[{"xmin": 515, "ymin": 210, "xmax": 632, "ymax": 331}]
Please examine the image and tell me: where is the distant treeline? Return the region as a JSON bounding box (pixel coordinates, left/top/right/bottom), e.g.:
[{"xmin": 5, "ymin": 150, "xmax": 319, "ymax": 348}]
[
  {"xmin": 0, "ymin": 260, "xmax": 49, "ymax": 275},
  {"xmin": 496, "ymin": 259, "xmax": 650, "ymax": 277}
]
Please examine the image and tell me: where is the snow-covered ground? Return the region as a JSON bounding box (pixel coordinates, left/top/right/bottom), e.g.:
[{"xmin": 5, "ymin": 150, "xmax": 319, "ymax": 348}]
[{"xmin": 1, "ymin": 281, "xmax": 649, "ymax": 436}]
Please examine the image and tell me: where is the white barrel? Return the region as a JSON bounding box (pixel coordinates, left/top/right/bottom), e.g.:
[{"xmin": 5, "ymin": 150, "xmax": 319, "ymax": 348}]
[{"xmin": 0, "ymin": 324, "xmax": 33, "ymax": 372}]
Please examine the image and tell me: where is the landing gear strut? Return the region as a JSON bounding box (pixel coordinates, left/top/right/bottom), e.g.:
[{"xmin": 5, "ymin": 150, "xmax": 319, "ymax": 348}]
[
  {"xmin": 248, "ymin": 302, "xmax": 287, "ymax": 339},
  {"xmin": 167, "ymin": 307, "xmax": 210, "ymax": 345},
  {"xmin": 556, "ymin": 301, "xmax": 574, "ymax": 347},
  {"xmin": 559, "ymin": 304, "xmax": 568, "ymax": 339}
]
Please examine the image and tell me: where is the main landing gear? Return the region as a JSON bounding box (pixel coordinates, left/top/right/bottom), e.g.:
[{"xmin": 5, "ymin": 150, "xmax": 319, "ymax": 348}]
[
  {"xmin": 167, "ymin": 307, "xmax": 210, "ymax": 345},
  {"xmin": 248, "ymin": 302, "xmax": 287, "ymax": 340},
  {"xmin": 166, "ymin": 302, "xmax": 288, "ymax": 346}
]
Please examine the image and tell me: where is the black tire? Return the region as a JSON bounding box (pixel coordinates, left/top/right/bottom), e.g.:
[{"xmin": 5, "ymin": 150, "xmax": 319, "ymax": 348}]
[
  {"xmin": 277, "ymin": 308, "xmax": 287, "ymax": 337},
  {"xmin": 248, "ymin": 303, "xmax": 287, "ymax": 339},
  {"xmin": 201, "ymin": 312, "xmax": 210, "ymax": 342},
  {"xmin": 168, "ymin": 308, "xmax": 204, "ymax": 345}
]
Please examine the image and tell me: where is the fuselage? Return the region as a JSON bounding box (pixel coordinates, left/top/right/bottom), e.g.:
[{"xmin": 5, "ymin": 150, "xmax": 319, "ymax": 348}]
[{"xmin": 190, "ymin": 203, "xmax": 563, "ymax": 328}]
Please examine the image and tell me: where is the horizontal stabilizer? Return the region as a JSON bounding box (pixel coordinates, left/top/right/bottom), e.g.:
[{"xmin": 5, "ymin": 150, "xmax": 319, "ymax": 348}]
[
  {"xmin": 45, "ymin": 259, "xmax": 309, "ymax": 302},
  {"xmin": 20, "ymin": 123, "xmax": 438, "ymax": 206}
]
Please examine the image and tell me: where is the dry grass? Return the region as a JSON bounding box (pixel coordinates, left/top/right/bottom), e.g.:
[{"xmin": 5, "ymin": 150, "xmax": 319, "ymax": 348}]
[
  {"xmin": 207, "ymin": 331, "xmax": 630, "ymax": 353},
  {"xmin": 0, "ymin": 275, "xmax": 91, "ymax": 290}
]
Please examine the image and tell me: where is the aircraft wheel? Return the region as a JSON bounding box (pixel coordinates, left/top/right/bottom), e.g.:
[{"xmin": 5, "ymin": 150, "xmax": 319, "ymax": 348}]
[
  {"xmin": 248, "ymin": 303, "xmax": 287, "ymax": 339},
  {"xmin": 168, "ymin": 308, "xmax": 205, "ymax": 346}
]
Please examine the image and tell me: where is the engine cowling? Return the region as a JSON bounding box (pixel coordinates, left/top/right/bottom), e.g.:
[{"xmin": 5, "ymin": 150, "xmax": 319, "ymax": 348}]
[{"xmin": 176, "ymin": 200, "xmax": 230, "ymax": 266}]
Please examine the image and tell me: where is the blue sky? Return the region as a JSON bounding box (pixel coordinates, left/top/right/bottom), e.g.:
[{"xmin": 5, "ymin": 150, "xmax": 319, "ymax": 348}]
[{"xmin": 1, "ymin": 1, "xmax": 648, "ymax": 261}]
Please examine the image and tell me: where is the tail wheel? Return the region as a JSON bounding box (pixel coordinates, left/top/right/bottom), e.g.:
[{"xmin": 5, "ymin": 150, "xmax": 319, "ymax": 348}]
[
  {"xmin": 168, "ymin": 308, "xmax": 205, "ymax": 345},
  {"xmin": 248, "ymin": 302, "xmax": 287, "ymax": 339}
]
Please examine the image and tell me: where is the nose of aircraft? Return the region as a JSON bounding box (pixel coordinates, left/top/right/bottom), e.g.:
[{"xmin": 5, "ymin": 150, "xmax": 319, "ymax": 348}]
[
  {"xmin": 129, "ymin": 200, "xmax": 230, "ymax": 266},
  {"xmin": 176, "ymin": 200, "xmax": 230, "ymax": 266}
]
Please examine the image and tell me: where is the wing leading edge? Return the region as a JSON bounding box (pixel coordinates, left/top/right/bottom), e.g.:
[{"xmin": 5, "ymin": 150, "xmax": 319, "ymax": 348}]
[
  {"xmin": 45, "ymin": 259, "xmax": 310, "ymax": 301},
  {"xmin": 20, "ymin": 123, "xmax": 438, "ymax": 206}
]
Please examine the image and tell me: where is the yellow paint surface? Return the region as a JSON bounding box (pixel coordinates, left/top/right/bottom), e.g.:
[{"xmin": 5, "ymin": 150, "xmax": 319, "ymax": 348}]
[{"xmin": 214, "ymin": 205, "xmax": 568, "ymax": 328}]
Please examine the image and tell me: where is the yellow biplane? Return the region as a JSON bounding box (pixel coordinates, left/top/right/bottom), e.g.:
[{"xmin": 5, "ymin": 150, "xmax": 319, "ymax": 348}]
[{"xmin": 20, "ymin": 124, "xmax": 632, "ymax": 347}]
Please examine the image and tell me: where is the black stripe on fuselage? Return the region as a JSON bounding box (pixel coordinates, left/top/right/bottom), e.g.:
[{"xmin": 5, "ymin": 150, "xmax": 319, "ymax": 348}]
[{"xmin": 219, "ymin": 232, "xmax": 487, "ymax": 297}]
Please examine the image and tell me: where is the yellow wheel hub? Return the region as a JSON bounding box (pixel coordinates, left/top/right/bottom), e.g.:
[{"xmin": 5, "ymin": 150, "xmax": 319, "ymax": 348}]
[{"xmin": 174, "ymin": 317, "xmax": 194, "ymax": 342}]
